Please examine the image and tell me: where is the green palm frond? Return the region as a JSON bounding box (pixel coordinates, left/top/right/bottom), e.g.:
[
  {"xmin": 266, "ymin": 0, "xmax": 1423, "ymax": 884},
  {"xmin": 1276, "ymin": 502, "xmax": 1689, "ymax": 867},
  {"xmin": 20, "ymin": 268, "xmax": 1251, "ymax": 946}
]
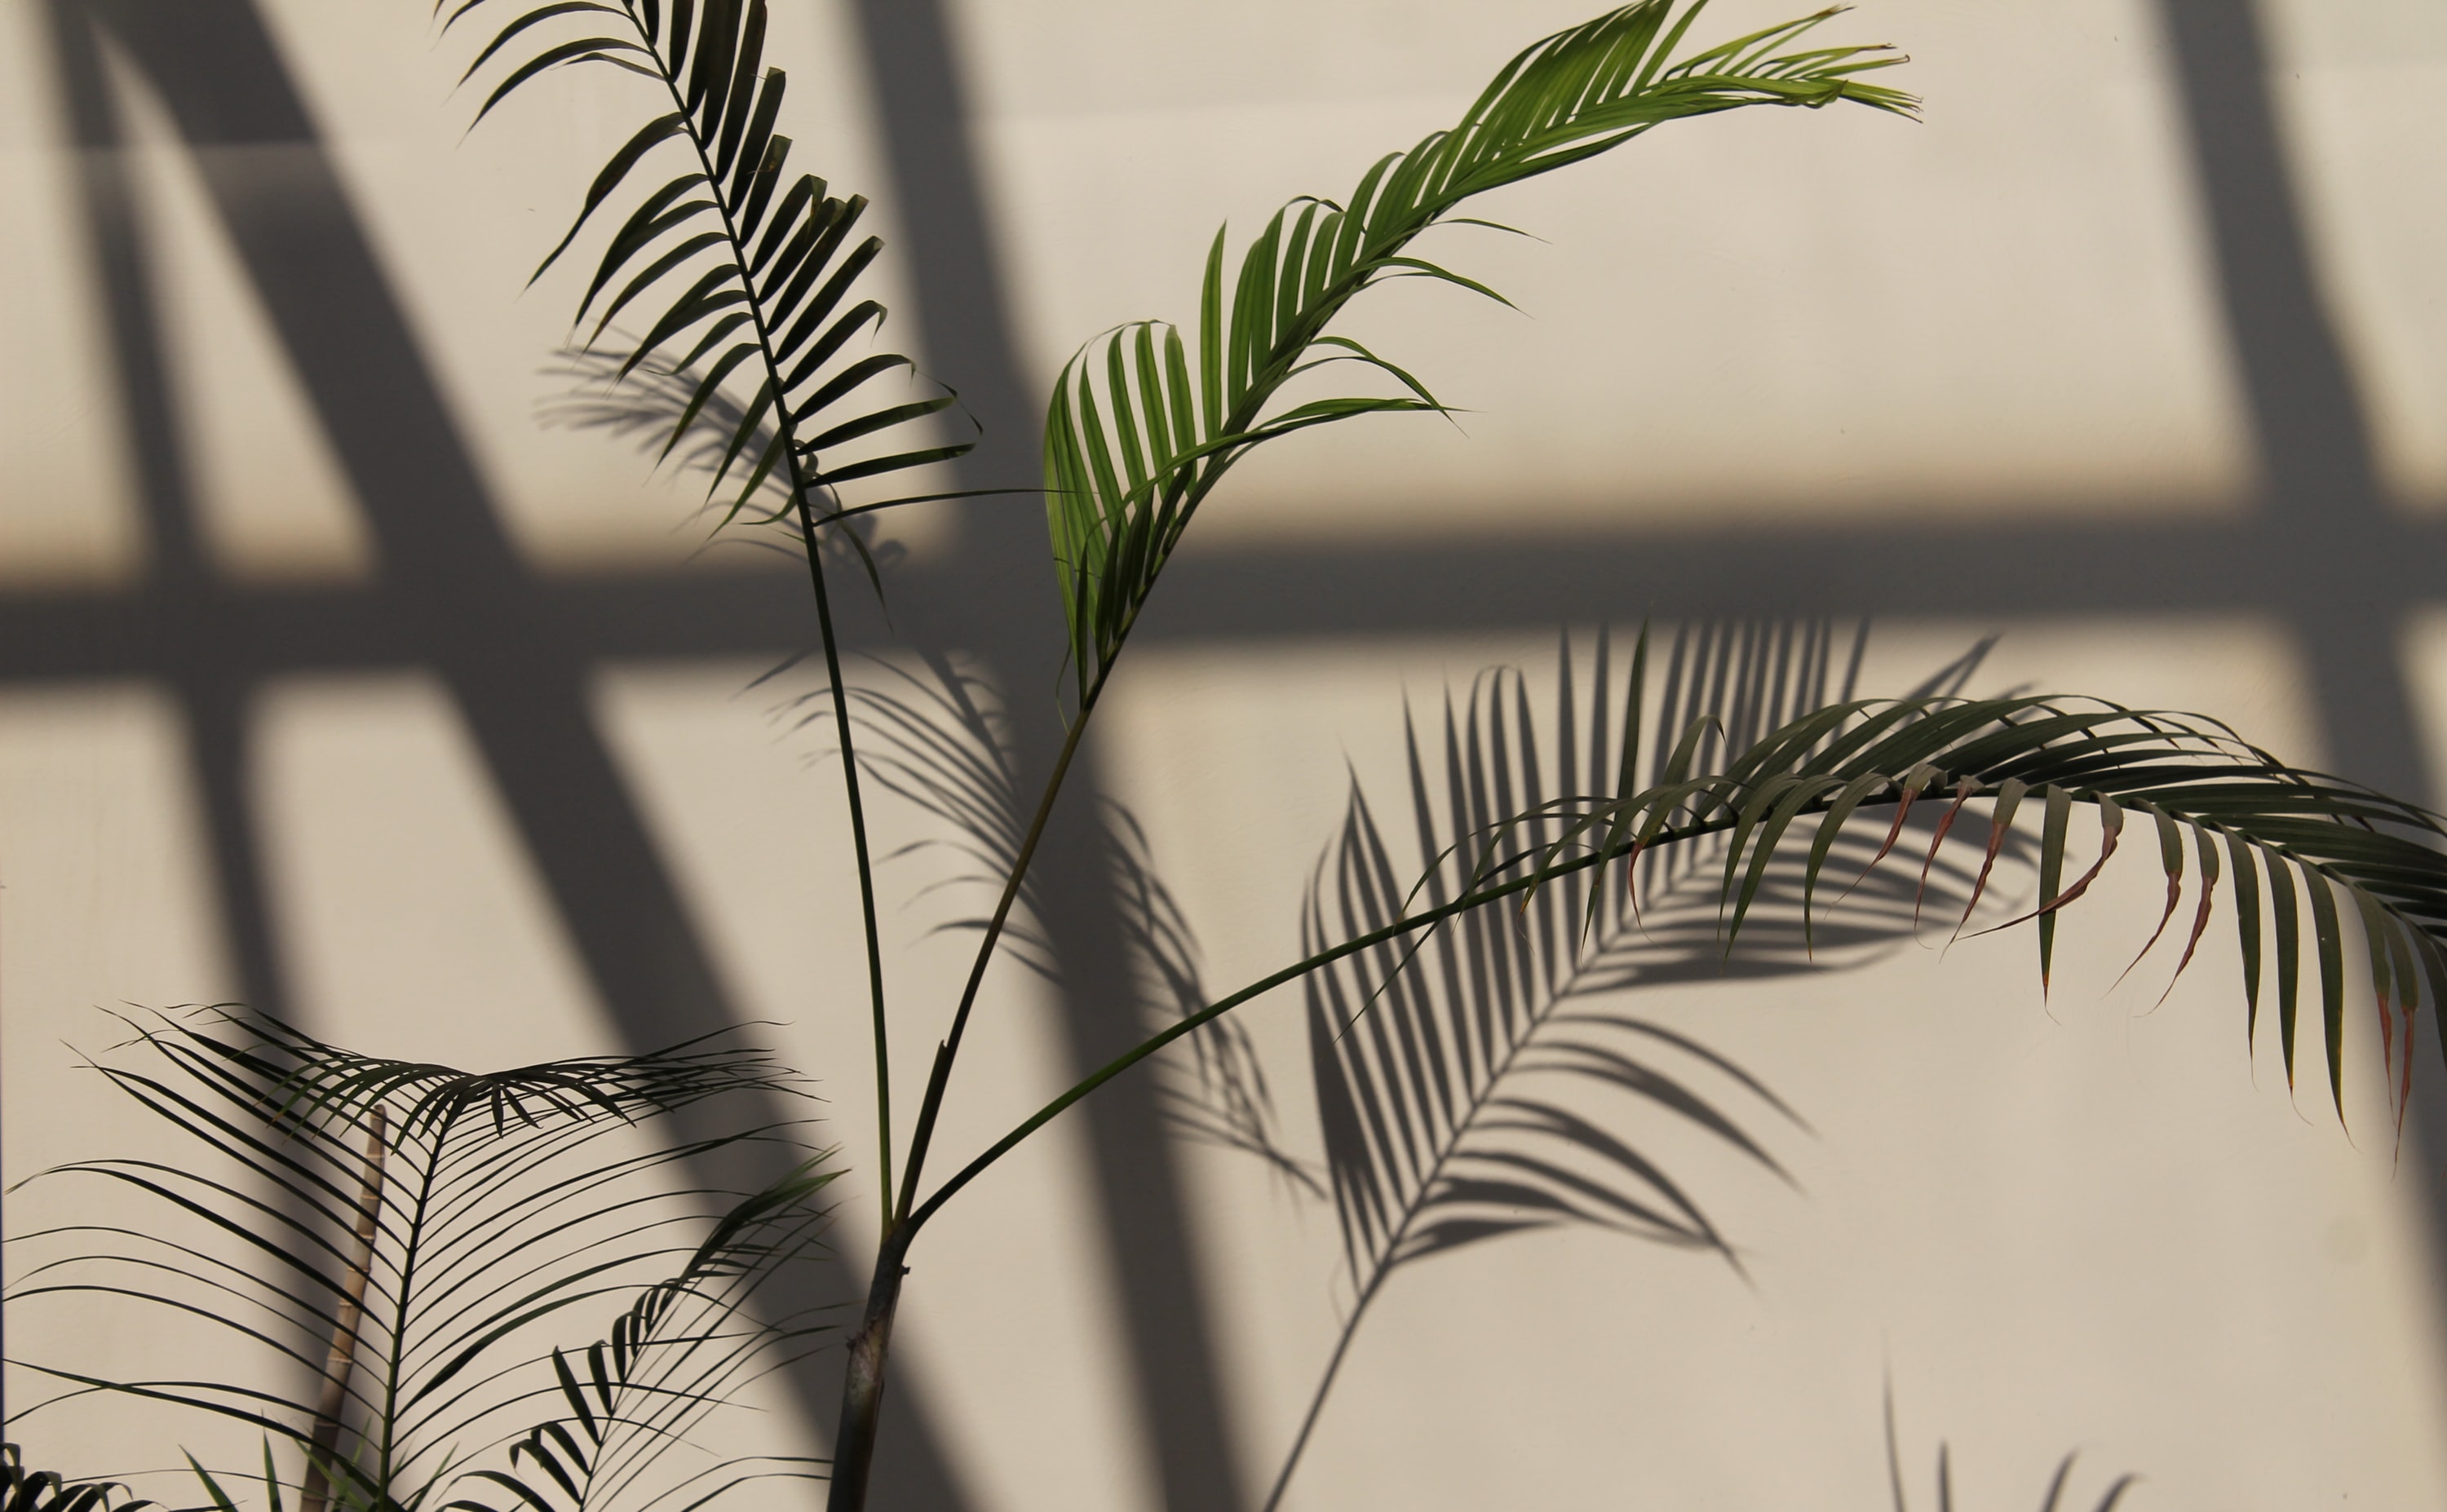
[
  {"xmin": 443, "ymin": 0, "xmax": 969, "ymax": 534},
  {"xmin": 974, "ymin": 661, "xmax": 2447, "ymax": 1258},
  {"xmin": 1041, "ymin": 0, "xmax": 1913, "ymax": 718},
  {"xmin": 1477, "ymin": 688, "xmax": 2447, "ymax": 1126},
  {"xmin": 3, "ymin": 1010, "xmax": 827, "ymax": 1510},
  {"xmin": 442, "ymin": 1163, "xmax": 835, "ymax": 1512},
  {"xmin": 441, "ymin": 0, "xmax": 924, "ymax": 1223},
  {"xmin": 0, "ymin": 1446, "xmax": 153, "ymax": 1512}
]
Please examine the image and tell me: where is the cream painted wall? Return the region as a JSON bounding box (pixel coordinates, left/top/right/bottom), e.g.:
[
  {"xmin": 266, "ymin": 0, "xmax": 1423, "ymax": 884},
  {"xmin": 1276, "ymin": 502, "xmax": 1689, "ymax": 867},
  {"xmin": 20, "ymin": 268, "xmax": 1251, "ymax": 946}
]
[{"xmin": 6, "ymin": 2, "xmax": 2447, "ymax": 1507}]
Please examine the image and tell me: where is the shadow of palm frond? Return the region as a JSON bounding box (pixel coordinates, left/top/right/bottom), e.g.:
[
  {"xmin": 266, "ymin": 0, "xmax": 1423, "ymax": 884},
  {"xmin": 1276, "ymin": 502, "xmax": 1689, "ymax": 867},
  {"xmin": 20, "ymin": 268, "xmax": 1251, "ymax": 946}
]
[
  {"xmin": 536, "ymin": 347, "xmax": 933, "ymax": 590},
  {"xmin": 783, "ymin": 652, "xmax": 1312, "ymax": 1191},
  {"xmin": 1263, "ymin": 620, "xmax": 2006, "ymax": 1510}
]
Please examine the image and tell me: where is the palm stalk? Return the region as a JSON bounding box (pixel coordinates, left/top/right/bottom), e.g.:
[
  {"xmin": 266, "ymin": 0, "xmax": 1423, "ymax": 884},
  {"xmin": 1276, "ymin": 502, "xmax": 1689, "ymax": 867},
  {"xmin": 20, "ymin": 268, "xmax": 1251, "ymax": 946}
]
[
  {"xmin": 823, "ymin": 12, "xmax": 1911, "ymax": 1501},
  {"xmin": 852, "ymin": 19, "xmax": 1916, "ymax": 1489},
  {"xmin": 446, "ymin": 0, "xmax": 980, "ymax": 1237},
  {"xmin": 914, "ymin": 683, "xmax": 2447, "ymax": 1254}
]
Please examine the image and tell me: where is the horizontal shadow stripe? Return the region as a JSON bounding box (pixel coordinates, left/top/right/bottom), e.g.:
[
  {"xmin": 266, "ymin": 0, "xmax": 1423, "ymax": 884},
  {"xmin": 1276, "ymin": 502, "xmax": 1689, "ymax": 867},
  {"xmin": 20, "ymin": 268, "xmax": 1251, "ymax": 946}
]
[{"xmin": 11, "ymin": 509, "xmax": 2446, "ymax": 680}]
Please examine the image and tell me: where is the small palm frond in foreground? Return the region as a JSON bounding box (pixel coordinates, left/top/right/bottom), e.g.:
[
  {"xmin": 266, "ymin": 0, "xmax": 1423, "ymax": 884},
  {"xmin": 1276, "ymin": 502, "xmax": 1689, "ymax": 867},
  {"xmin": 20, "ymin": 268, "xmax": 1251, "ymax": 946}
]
[
  {"xmin": 3, "ymin": 1010, "xmax": 831, "ymax": 1511},
  {"xmin": 0, "ymin": 1447, "xmax": 153, "ymax": 1512},
  {"xmin": 1042, "ymin": 0, "xmax": 1913, "ymax": 717},
  {"xmin": 444, "ymin": 1161, "xmax": 837, "ymax": 1512},
  {"xmin": 445, "ymin": 0, "xmax": 968, "ymax": 533}
]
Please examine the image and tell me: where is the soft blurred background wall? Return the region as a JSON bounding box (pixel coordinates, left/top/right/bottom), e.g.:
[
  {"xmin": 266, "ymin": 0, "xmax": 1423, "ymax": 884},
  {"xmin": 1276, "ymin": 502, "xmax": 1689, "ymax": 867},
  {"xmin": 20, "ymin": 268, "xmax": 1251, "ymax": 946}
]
[{"xmin": 6, "ymin": 0, "xmax": 2447, "ymax": 1506}]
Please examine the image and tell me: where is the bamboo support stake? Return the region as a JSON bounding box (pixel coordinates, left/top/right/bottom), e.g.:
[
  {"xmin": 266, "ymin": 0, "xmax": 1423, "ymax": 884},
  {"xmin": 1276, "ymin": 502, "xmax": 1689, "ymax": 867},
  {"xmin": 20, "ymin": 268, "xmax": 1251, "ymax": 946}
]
[{"xmin": 302, "ymin": 1103, "xmax": 388, "ymax": 1512}]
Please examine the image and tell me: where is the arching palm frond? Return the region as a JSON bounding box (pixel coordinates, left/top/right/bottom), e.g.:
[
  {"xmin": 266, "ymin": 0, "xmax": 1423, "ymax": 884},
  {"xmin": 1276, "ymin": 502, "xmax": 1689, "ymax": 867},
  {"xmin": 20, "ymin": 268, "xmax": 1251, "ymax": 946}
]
[
  {"xmin": 2, "ymin": 1010, "xmax": 830, "ymax": 1511},
  {"xmin": 1488, "ymin": 689, "xmax": 2447, "ymax": 1127},
  {"xmin": 1042, "ymin": 0, "xmax": 1914, "ymax": 718},
  {"xmin": 439, "ymin": 0, "xmax": 946, "ymax": 1234},
  {"xmin": 442, "ymin": 1162, "xmax": 836, "ymax": 1512},
  {"xmin": 443, "ymin": 0, "xmax": 970, "ymax": 539}
]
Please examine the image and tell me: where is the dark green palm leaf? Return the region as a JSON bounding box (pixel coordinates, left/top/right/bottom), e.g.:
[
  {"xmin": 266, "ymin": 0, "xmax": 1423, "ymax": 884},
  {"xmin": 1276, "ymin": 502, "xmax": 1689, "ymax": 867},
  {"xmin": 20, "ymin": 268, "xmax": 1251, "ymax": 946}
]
[
  {"xmin": 1480, "ymin": 686, "xmax": 2447, "ymax": 1126},
  {"xmin": 3, "ymin": 1010, "xmax": 827, "ymax": 1511},
  {"xmin": 442, "ymin": 2, "xmax": 954, "ymax": 1219},
  {"xmin": 440, "ymin": 1162, "xmax": 836, "ymax": 1512},
  {"xmin": 0, "ymin": 1446, "xmax": 153, "ymax": 1512},
  {"xmin": 1041, "ymin": 0, "xmax": 1914, "ymax": 718},
  {"xmin": 443, "ymin": 0, "xmax": 970, "ymax": 532}
]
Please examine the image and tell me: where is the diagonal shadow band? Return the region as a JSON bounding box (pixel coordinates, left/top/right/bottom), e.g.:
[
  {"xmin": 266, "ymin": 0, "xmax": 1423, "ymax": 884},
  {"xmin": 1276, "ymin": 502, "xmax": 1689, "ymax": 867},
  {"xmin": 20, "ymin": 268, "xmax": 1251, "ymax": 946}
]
[
  {"xmin": 44, "ymin": 3, "xmax": 291, "ymax": 1028},
  {"xmin": 42, "ymin": 2, "xmax": 975, "ymax": 1502},
  {"xmin": 843, "ymin": 0, "xmax": 1252, "ymax": 1503}
]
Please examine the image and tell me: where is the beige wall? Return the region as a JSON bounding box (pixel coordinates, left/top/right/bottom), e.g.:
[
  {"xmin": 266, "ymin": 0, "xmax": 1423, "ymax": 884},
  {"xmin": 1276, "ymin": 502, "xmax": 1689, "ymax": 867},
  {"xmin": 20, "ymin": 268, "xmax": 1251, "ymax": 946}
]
[{"xmin": 7, "ymin": 1, "xmax": 2447, "ymax": 1506}]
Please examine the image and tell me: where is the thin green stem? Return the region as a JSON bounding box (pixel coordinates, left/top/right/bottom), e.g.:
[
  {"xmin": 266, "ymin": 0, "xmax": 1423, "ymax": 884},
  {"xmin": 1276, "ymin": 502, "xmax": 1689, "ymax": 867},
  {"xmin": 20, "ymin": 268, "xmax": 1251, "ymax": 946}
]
[
  {"xmin": 904, "ymin": 806, "xmax": 1696, "ymax": 1236},
  {"xmin": 892, "ymin": 703, "xmax": 1098, "ymax": 1222},
  {"xmin": 789, "ymin": 493, "xmax": 894, "ymax": 1227},
  {"xmin": 622, "ymin": 0, "xmax": 896, "ymax": 1222},
  {"xmin": 931, "ymin": 168, "xmax": 1480, "ymax": 1227}
]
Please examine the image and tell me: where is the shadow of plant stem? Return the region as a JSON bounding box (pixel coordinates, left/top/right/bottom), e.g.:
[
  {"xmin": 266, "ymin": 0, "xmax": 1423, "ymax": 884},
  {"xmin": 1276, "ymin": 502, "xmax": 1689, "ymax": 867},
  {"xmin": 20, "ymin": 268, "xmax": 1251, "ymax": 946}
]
[
  {"xmin": 781, "ymin": 650, "xmax": 1315, "ymax": 1194},
  {"xmin": 1266, "ymin": 621, "xmax": 2001, "ymax": 1510},
  {"xmin": 1886, "ymin": 1382, "xmax": 2138, "ymax": 1512}
]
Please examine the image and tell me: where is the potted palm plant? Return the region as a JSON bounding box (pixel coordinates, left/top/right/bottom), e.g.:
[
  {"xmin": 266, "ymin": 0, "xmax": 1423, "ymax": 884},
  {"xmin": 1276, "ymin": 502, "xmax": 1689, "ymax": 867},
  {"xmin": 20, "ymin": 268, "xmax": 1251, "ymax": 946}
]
[{"xmin": 8, "ymin": 2, "xmax": 2444, "ymax": 1508}]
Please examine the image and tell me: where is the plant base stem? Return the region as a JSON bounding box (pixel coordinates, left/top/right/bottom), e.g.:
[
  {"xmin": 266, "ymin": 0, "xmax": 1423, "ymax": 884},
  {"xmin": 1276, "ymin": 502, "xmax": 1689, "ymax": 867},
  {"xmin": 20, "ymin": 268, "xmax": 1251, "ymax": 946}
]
[{"xmin": 826, "ymin": 1235, "xmax": 910, "ymax": 1512}]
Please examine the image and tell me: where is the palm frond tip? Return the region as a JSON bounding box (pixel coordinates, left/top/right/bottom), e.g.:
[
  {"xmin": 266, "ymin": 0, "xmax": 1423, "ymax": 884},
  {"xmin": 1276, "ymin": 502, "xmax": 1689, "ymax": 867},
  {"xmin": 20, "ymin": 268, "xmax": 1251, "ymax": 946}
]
[
  {"xmin": 445, "ymin": 0, "xmax": 971, "ymax": 534},
  {"xmin": 1042, "ymin": 0, "xmax": 1913, "ymax": 715}
]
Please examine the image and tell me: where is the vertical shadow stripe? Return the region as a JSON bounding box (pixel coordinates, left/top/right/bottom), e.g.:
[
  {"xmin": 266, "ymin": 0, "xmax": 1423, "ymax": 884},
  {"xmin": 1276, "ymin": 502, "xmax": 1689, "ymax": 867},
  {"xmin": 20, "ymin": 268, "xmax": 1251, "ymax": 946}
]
[{"xmin": 2153, "ymin": 0, "xmax": 2447, "ymax": 1353}]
